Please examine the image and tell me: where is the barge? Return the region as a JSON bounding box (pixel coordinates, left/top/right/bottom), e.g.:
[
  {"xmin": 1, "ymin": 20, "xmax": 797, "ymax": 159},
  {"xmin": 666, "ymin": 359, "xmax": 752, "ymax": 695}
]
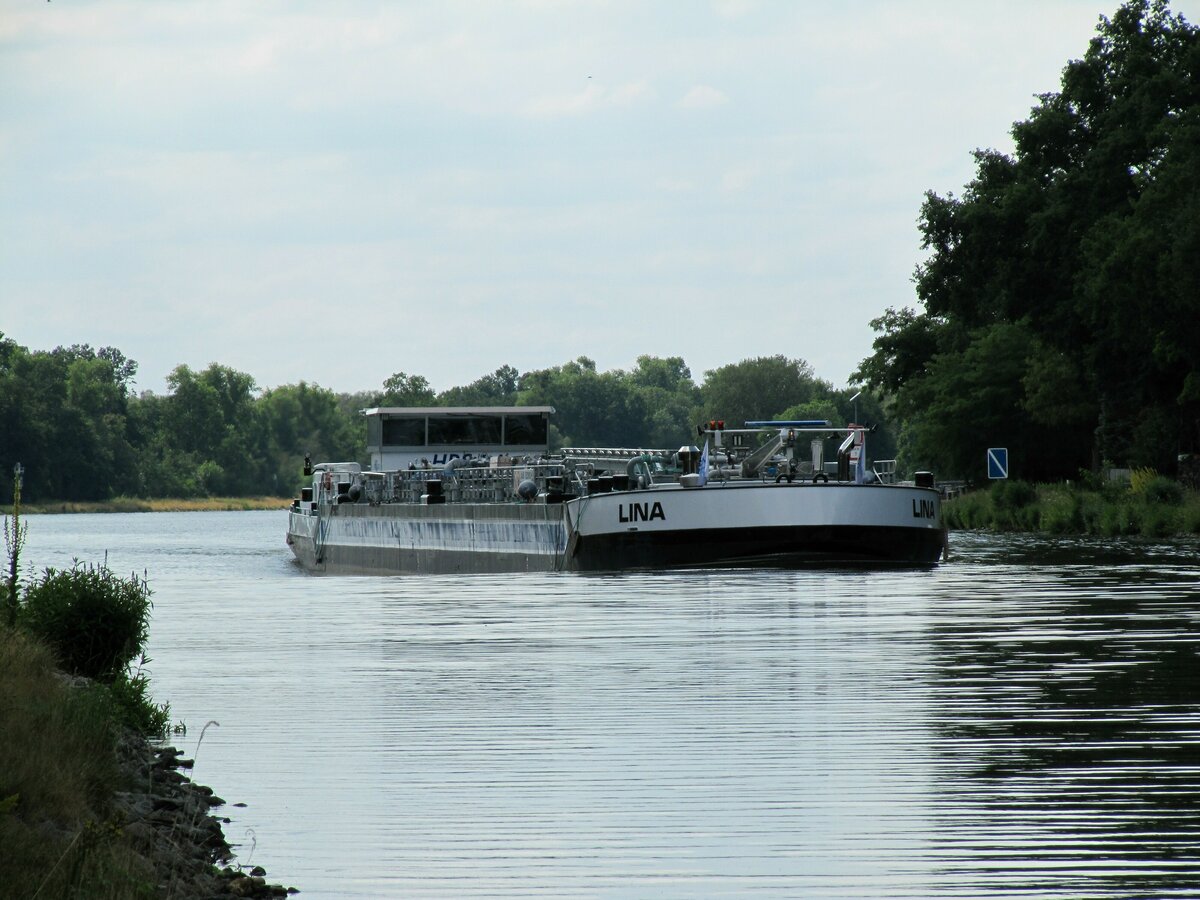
[{"xmin": 285, "ymin": 406, "xmax": 946, "ymax": 574}]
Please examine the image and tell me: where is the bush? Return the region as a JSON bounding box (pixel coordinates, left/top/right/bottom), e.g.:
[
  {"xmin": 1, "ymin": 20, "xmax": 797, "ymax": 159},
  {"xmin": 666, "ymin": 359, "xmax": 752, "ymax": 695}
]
[
  {"xmin": 102, "ymin": 663, "xmax": 171, "ymax": 739},
  {"xmin": 1039, "ymin": 487, "xmax": 1081, "ymax": 534},
  {"xmin": 990, "ymin": 479, "xmax": 1036, "ymax": 511},
  {"xmin": 943, "ymin": 490, "xmax": 992, "ymax": 530},
  {"xmin": 1181, "ymin": 497, "xmax": 1200, "ymax": 534},
  {"xmin": 1142, "ymin": 476, "xmax": 1184, "ymax": 506},
  {"xmin": 1139, "ymin": 504, "xmax": 1177, "ymax": 537},
  {"xmin": 19, "ymin": 564, "xmax": 152, "ymax": 682}
]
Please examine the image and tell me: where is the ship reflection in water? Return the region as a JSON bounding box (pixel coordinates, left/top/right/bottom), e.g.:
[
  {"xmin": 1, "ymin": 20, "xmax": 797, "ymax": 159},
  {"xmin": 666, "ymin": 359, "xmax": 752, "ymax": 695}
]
[{"xmin": 22, "ymin": 515, "xmax": 1200, "ymax": 898}]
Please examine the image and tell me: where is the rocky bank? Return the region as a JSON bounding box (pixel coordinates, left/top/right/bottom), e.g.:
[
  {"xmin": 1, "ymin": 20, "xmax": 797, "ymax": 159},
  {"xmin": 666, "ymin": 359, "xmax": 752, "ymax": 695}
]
[{"xmin": 113, "ymin": 731, "xmax": 298, "ymax": 898}]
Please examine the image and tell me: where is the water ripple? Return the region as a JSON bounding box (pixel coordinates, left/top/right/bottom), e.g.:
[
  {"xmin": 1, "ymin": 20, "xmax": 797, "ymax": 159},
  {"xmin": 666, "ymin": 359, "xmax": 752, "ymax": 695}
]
[{"xmin": 21, "ymin": 513, "xmax": 1200, "ymax": 897}]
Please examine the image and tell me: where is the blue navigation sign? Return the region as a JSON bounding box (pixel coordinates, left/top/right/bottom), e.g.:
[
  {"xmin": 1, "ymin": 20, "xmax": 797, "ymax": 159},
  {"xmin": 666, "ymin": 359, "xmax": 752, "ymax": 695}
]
[{"xmin": 987, "ymin": 447, "xmax": 1009, "ymax": 480}]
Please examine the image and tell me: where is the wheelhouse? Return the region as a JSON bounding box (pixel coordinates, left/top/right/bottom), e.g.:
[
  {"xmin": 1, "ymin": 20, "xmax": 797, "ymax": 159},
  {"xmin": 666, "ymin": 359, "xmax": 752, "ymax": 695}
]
[{"xmin": 363, "ymin": 406, "xmax": 554, "ymax": 470}]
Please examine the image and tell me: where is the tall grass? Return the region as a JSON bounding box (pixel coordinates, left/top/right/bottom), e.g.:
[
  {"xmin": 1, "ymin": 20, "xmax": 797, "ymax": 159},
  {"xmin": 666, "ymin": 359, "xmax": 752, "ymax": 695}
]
[
  {"xmin": 0, "ymin": 629, "xmax": 157, "ymax": 899},
  {"xmin": 944, "ymin": 478, "xmax": 1200, "ymax": 537}
]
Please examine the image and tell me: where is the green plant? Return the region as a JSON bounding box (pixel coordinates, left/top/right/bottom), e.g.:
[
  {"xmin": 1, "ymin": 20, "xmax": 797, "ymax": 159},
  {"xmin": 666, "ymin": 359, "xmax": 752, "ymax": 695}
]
[
  {"xmin": 102, "ymin": 658, "xmax": 171, "ymax": 740},
  {"xmin": 1138, "ymin": 504, "xmax": 1178, "ymax": 537},
  {"xmin": 1142, "ymin": 476, "xmax": 1184, "ymax": 506},
  {"xmin": 19, "ymin": 564, "xmax": 152, "ymax": 682},
  {"xmin": 990, "ymin": 479, "xmax": 1036, "ymax": 511},
  {"xmin": 1038, "ymin": 487, "xmax": 1082, "ymax": 534},
  {"xmin": 1129, "ymin": 466, "xmax": 1159, "ymax": 494},
  {"xmin": 1180, "ymin": 497, "xmax": 1200, "ymax": 534},
  {"xmin": 0, "ymin": 629, "xmax": 157, "ymax": 900}
]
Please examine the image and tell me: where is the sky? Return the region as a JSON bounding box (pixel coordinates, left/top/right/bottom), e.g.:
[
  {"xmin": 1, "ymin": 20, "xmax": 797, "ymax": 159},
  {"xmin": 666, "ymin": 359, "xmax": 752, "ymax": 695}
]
[{"xmin": 3, "ymin": 0, "xmax": 1197, "ymax": 397}]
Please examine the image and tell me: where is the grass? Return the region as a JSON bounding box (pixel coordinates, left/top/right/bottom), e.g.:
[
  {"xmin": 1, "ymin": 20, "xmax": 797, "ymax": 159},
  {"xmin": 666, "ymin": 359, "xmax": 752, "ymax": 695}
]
[
  {"xmin": 0, "ymin": 627, "xmax": 157, "ymax": 899},
  {"xmin": 22, "ymin": 496, "xmax": 289, "ymax": 515},
  {"xmin": 944, "ymin": 479, "xmax": 1200, "ymax": 537}
]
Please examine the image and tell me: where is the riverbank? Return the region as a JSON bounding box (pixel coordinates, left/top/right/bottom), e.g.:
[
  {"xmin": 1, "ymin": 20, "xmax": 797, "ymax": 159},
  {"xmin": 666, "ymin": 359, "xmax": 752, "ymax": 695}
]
[
  {"xmin": 944, "ymin": 478, "xmax": 1200, "ymax": 536},
  {"xmin": 0, "ymin": 628, "xmax": 296, "ymax": 898},
  {"xmin": 22, "ymin": 496, "xmax": 289, "ymax": 515}
]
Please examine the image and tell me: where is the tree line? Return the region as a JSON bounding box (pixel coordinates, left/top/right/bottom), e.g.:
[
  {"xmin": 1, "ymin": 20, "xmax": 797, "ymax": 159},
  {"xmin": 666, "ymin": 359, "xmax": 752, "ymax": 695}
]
[{"xmin": 0, "ymin": 339, "xmax": 882, "ymax": 503}]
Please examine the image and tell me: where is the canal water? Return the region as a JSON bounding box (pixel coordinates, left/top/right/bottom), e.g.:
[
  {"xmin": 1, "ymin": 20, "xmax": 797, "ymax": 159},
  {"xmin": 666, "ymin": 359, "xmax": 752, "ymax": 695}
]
[{"xmin": 19, "ymin": 511, "xmax": 1200, "ymax": 898}]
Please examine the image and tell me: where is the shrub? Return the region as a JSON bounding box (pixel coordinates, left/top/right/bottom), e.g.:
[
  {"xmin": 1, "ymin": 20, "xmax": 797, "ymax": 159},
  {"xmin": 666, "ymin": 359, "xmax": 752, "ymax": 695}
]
[
  {"xmin": 1142, "ymin": 476, "xmax": 1184, "ymax": 506},
  {"xmin": 1139, "ymin": 504, "xmax": 1178, "ymax": 537},
  {"xmin": 1039, "ymin": 487, "xmax": 1081, "ymax": 534},
  {"xmin": 943, "ymin": 490, "xmax": 992, "ymax": 530},
  {"xmin": 19, "ymin": 564, "xmax": 152, "ymax": 682},
  {"xmin": 102, "ymin": 662, "xmax": 171, "ymax": 739},
  {"xmin": 1181, "ymin": 497, "xmax": 1200, "ymax": 534},
  {"xmin": 990, "ymin": 479, "xmax": 1036, "ymax": 511},
  {"xmin": 1076, "ymin": 491, "xmax": 1106, "ymax": 534},
  {"xmin": 1098, "ymin": 502, "xmax": 1142, "ymax": 536}
]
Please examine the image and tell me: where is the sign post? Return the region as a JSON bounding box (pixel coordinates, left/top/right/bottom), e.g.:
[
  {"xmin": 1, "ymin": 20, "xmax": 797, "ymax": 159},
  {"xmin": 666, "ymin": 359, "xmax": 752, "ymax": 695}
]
[{"xmin": 987, "ymin": 447, "xmax": 1009, "ymax": 480}]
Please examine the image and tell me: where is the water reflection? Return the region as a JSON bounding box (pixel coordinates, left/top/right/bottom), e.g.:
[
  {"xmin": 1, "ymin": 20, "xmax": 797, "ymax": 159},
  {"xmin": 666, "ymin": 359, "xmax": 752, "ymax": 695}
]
[
  {"xmin": 928, "ymin": 535, "xmax": 1200, "ymax": 897},
  {"xmin": 17, "ymin": 515, "xmax": 1200, "ymax": 897}
]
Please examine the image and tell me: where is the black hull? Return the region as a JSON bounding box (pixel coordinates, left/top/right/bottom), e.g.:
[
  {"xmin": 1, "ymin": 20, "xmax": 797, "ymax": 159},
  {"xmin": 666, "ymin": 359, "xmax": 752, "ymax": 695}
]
[{"xmin": 569, "ymin": 524, "xmax": 946, "ymax": 571}]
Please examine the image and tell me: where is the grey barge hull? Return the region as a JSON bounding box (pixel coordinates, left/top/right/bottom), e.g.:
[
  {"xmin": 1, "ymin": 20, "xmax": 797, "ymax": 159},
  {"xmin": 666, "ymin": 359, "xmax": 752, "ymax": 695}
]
[{"xmin": 286, "ymin": 502, "xmax": 570, "ymax": 575}]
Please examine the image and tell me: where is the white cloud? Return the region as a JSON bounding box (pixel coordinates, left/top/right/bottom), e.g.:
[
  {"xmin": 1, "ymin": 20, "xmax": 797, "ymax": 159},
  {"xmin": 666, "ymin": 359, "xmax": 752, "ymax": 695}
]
[
  {"xmin": 711, "ymin": 0, "xmax": 759, "ymax": 19},
  {"xmin": 524, "ymin": 80, "xmax": 653, "ymax": 117},
  {"xmin": 679, "ymin": 84, "xmax": 729, "ymax": 110}
]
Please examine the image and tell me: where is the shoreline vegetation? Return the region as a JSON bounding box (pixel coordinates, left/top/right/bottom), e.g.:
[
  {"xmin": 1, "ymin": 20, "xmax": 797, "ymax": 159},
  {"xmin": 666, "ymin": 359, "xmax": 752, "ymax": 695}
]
[
  {"xmin": 943, "ymin": 476, "xmax": 1200, "ymax": 538},
  {"xmin": 1, "ymin": 524, "xmax": 293, "ymax": 897},
  {"xmin": 22, "ymin": 496, "xmax": 290, "ymax": 515},
  {"xmin": 0, "ymin": 629, "xmax": 295, "ymax": 898}
]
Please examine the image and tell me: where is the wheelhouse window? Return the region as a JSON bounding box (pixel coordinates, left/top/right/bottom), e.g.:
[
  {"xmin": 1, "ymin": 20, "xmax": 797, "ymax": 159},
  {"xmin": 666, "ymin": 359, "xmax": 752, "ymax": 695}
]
[
  {"xmin": 382, "ymin": 417, "xmax": 427, "ymax": 446},
  {"xmin": 427, "ymin": 415, "xmax": 503, "ymax": 445},
  {"xmin": 504, "ymin": 414, "xmax": 548, "ymax": 446}
]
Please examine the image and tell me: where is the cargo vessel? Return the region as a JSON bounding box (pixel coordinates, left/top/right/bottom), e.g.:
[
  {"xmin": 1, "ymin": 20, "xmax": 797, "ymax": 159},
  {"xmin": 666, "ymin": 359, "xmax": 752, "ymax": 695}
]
[{"xmin": 285, "ymin": 406, "xmax": 946, "ymax": 574}]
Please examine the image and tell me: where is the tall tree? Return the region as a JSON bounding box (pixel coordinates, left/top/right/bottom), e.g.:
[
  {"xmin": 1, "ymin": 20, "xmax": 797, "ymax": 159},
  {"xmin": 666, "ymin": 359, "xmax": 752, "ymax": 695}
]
[
  {"xmin": 517, "ymin": 357, "xmax": 651, "ymax": 448},
  {"xmin": 438, "ymin": 365, "xmax": 520, "ymax": 406},
  {"xmin": 699, "ymin": 355, "xmax": 829, "ymax": 428},
  {"xmin": 857, "ymin": 0, "xmax": 1200, "ymax": 478},
  {"xmin": 379, "ymin": 372, "xmax": 436, "ymax": 407}
]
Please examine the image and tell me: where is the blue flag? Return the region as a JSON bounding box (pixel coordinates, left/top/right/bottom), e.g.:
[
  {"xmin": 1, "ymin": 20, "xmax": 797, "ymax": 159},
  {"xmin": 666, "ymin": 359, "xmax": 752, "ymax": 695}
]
[
  {"xmin": 698, "ymin": 439, "xmax": 709, "ymax": 486},
  {"xmin": 854, "ymin": 432, "xmax": 866, "ymax": 484}
]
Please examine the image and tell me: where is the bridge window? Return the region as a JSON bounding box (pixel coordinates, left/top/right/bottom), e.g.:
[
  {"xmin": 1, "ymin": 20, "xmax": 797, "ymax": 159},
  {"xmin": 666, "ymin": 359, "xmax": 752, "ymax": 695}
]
[
  {"xmin": 382, "ymin": 417, "xmax": 426, "ymax": 446},
  {"xmin": 504, "ymin": 414, "xmax": 547, "ymax": 446},
  {"xmin": 427, "ymin": 415, "xmax": 503, "ymax": 445}
]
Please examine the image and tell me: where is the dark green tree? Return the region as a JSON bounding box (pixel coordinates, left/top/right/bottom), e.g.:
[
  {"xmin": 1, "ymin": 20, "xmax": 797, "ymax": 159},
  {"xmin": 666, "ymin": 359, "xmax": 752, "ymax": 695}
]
[
  {"xmin": 438, "ymin": 365, "xmax": 520, "ymax": 406},
  {"xmin": 0, "ymin": 340, "xmax": 141, "ymax": 502},
  {"xmin": 699, "ymin": 355, "xmax": 830, "ymax": 428},
  {"xmin": 625, "ymin": 356, "xmax": 700, "ymax": 449},
  {"xmin": 379, "ymin": 372, "xmax": 436, "ymax": 407},
  {"xmin": 151, "ymin": 364, "xmax": 266, "ymax": 496},
  {"xmin": 258, "ymin": 381, "xmax": 363, "ymax": 491},
  {"xmin": 857, "ymin": 0, "xmax": 1200, "ymax": 478},
  {"xmin": 517, "ymin": 357, "xmax": 651, "ymax": 448}
]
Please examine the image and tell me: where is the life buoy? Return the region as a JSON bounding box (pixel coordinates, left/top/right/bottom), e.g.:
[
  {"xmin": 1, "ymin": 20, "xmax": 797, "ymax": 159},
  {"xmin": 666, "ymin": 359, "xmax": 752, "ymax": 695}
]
[{"xmin": 812, "ymin": 472, "xmax": 828, "ymax": 484}]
